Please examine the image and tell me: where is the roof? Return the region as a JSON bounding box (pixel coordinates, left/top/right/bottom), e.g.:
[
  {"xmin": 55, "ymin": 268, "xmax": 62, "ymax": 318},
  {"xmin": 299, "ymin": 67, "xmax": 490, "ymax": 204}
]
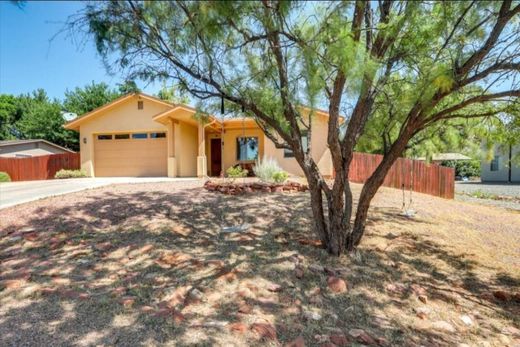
[
  {"xmin": 417, "ymin": 153, "xmax": 472, "ymax": 161},
  {"xmin": 63, "ymin": 91, "xmax": 338, "ymax": 131},
  {"xmin": 0, "ymin": 139, "xmax": 75, "ymax": 153}
]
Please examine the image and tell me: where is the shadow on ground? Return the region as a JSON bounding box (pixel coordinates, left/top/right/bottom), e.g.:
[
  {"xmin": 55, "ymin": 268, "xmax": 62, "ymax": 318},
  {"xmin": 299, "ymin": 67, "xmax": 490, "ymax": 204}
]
[{"xmin": 0, "ymin": 183, "xmax": 518, "ymax": 346}]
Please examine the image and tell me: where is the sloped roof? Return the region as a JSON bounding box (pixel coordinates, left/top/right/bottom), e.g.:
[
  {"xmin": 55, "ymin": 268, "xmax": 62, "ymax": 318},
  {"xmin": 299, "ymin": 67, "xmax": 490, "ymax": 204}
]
[{"xmin": 0, "ymin": 139, "xmax": 75, "ymax": 153}]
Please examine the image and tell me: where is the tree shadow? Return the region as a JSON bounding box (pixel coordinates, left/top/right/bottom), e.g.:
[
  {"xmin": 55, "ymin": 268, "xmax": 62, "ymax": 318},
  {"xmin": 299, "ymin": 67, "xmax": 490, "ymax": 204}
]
[{"xmin": 0, "ymin": 183, "xmax": 518, "ymax": 346}]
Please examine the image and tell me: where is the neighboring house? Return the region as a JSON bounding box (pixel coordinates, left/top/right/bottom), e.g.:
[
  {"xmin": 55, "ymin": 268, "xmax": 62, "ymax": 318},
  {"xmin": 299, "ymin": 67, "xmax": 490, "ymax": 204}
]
[
  {"xmin": 481, "ymin": 144, "xmax": 520, "ymax": 182},
  {"xmin": 64, "ymin": 92, "xmax": 334, "ymax": 178},
  {"xmin": 0, "ymin": 139, "xmax": 75, "ymax": 158},
  {"xmin": 416, "ymin": 153, "xmax": 471, "ymax": 164}
]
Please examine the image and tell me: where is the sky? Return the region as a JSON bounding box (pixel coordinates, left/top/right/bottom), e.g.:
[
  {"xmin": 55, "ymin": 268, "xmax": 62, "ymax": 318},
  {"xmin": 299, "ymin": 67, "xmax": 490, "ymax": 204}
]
[{"xmin": 0, "ymin": 1, "xmax": 158, "ymax": 100}]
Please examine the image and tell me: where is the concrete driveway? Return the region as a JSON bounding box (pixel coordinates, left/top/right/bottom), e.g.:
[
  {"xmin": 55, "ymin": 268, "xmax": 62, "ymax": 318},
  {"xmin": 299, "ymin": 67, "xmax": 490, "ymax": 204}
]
[{"xmin": 0, "ymin": 177, "xmax": 198, "ymax": 209}]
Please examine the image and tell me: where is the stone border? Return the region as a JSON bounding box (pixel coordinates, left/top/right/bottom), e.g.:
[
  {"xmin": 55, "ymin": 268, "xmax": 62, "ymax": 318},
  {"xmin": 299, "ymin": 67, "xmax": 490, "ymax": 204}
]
[{"xmin": 204, "ymin": 180, "xmax": 308, "ymax": 195}]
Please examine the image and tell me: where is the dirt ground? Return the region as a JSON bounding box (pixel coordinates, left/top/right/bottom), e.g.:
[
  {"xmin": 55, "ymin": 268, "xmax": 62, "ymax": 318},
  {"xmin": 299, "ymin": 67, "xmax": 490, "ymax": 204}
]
[{"xmin": 0, "ymin": 181, "xmax": 519, "ymax": 347}]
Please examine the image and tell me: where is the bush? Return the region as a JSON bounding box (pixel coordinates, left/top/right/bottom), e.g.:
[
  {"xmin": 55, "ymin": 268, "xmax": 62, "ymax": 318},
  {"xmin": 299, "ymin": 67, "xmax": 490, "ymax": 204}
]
[
  {"xmin": 55, "ymin": 169, "xmax": 88, "ymax": 179},
  {"xmin": 272, "ymin": 171, "xmax": 289, "ymax": 183},
  {"xmin": 441, "ymin": 159, "xmax": 480, "ymax": 178},
  {"xmin": 253, "ymin": 156, "xmax": 289, "ymax": 183},
  {"xmin": 0, "ymin": 171, "xmax": 11, "ymax": 182},
  {"xmin": 226, "ymin": 165, "xmax": 248, "ymax": 179}
]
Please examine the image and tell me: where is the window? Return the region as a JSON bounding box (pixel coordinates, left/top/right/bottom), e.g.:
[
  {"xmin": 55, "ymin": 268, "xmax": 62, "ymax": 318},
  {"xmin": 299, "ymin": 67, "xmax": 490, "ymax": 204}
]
[
  {"xmin": 132, "ymin": 133, "xmax": 147, "ymax": 139},
  {"xmin": 284, "ymin": 132, "xmax": 309, "ymax": 158},
  {"xmin": 97, "ymin": 134, "xmax": 112, "ymax": 140},
  {"xmin": 115, "ymin": 134, "xmax": 130, "ymax": 140},
  {"xmin": 490, "ymin": 156, "xmax": 500, "ymax": 171},
  {"xmin": 137, "ymin": 100, "xmax": 144, "ymax": 110},
  {"xmin": 150, "ymin": 132, "xmax": 166, "ymax": 139},
  {"xmin": 236, "ymin": 137, "xmax": 259, "ymax": 161}
]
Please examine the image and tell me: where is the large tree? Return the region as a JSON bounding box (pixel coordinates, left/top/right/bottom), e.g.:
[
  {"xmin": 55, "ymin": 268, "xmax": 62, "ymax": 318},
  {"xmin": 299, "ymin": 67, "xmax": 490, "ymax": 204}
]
[
  {"xmin": 71, "ymin": 1, "xmax": 519, "ymax": 255},
  {"xmin": 63, "ymin": 81, "xmax": 120, "ymax": 115}
]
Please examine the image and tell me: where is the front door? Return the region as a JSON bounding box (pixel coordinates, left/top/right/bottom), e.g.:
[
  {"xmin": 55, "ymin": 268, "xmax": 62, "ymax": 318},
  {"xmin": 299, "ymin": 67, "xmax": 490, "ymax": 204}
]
[{"xmin": 210, "ymin": 138, "xmax": 222, "ymax": 177}]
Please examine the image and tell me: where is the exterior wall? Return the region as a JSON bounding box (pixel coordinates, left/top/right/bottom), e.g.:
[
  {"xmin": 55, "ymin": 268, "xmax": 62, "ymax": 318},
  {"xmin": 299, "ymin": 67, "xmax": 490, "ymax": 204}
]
[
  {"xmin": 175, "ymin": 121, "xmax": 198, "ymax": 177},
  {"xmin": 481, "ymin": 144, "xmax": 520, "ymax": 182},
  {"xmin": 78, "ymin": 95, "xmax": 170, "ymax": 176},
  {"xmin": 205, "ymin": 112, "xmax": 333, "ymax": 177},
  {"xmin": 0, "ymin": 142, "xmax": 67, "ymax": 158}
]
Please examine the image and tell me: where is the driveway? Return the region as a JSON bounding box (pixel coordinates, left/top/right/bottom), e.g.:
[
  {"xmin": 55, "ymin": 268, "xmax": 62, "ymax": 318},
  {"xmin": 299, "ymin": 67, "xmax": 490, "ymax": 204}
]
[
  {"xmin": 455, "ymin": 180, "xmax": 520, "ymax": 210},
  {"xmin": 0, "ymin": 177, "xmax": 198, "ymax": 209}
]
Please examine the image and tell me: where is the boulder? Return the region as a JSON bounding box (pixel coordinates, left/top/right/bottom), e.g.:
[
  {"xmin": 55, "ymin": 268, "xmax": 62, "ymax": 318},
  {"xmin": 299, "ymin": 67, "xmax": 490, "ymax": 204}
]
[{"xmin": 327, "ymin": 276, "xmax": 347, "ymax": 293}]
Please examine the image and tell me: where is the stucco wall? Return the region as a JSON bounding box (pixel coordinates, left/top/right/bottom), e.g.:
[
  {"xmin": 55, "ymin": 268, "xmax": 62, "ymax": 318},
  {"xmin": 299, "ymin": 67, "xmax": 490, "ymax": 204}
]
[
  {"xmin": 78, "ymin": 95, "xmax": 170, "ymax": 176},
  {"xmin": 481, "ymin": 144, "xmax": 520, "ymax": 182},
  {"xmin": 175, "ymin": 122, "xmax": 198, "ymax": 177}
]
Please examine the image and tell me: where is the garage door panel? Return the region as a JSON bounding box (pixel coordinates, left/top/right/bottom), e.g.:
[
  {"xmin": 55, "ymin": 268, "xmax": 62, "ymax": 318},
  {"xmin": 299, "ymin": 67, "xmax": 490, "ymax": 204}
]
[{"xmin": 94, "ymin": 137, "xmax": 167, "ymax": 177}]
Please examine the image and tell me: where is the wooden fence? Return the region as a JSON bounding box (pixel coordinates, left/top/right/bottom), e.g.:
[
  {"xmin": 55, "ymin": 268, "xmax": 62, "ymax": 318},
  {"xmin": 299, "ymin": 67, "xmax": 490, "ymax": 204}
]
[
  {"xmin": 0, "ymin": 152, "xmax": 80, "ymax": 181},
  {"xmin": 346, "ymin": 152, "xmax": 455, "ymax": 199}
]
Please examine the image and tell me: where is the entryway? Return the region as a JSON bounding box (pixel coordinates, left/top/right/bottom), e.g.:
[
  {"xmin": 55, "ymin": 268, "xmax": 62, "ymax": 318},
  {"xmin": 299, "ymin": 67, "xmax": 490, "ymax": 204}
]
[{"xmin": 210, "ymin": 138, "xmax": 222, "ymax": 176}]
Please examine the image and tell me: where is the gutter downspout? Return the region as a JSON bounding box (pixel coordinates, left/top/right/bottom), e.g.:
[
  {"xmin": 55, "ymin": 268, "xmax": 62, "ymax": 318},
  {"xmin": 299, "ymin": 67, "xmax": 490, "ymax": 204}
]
[{"xmin": 508, "ymin": 144, "xmax": 512, "ymax": 183}]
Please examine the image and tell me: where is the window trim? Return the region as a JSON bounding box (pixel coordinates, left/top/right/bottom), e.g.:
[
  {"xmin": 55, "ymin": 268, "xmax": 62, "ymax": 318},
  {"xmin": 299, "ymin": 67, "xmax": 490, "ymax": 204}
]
[{"xmin": 236, "ymin": 136, "xmax": 259, "ymax": 161}]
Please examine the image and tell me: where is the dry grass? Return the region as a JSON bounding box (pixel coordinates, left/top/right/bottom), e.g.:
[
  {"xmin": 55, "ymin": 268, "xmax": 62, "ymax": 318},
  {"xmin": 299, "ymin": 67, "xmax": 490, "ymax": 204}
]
[{"xmin": 0, "ymin": 181, "xmax": 519, "ymax": 347}]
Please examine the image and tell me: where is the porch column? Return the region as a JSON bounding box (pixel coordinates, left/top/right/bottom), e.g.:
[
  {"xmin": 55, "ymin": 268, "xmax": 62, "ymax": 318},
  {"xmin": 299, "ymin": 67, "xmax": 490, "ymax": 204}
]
[
  {"xmin": 167, "ymin": 119, "xmax": 177, "ymax": 177},
  {"xmin": 197, "ymin": 120, "xmax": 207, "ymax": 178}
]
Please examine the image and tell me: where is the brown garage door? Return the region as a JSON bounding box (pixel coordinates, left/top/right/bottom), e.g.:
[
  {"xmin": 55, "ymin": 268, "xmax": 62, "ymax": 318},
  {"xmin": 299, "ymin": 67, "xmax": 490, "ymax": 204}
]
[{"xmin": 94, "ymin": 132, "xmax": 167, "ymax": 177}]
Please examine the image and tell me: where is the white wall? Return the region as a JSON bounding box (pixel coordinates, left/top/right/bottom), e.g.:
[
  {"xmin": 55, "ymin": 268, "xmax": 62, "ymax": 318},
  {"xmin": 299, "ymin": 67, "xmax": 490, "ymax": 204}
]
[{"xmin": 481, "ymin": 144, "xmax": 520, "ymax": 182}]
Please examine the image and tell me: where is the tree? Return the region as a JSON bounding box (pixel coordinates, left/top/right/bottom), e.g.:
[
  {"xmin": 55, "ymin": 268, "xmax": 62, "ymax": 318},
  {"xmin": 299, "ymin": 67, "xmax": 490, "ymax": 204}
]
[
  {"xmin": 15, "ymin": 89, "xmax": 79, "ymax": 150},
  {"xmin": 117, "ymin": 80, "xmax": 140, "ymax": 95},
  {"xmin": 71, "ymin": 1, "xmax": 520, "ymax": 255},
  {"xmin": 64, "ymin": 81, "xmax": 120, "ymax": 115},
  {"xmin": 156, "ymin": 82, "xmax": 190, "ymax": 104},
  {"xmin": 0, "ymin": 94, "xmax": 19, "ymax": 140}
]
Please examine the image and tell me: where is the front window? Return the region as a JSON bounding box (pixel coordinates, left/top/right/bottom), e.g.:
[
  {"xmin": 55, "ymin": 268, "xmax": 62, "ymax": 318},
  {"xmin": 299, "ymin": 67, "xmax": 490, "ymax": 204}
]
[
  {"xmin": 236, "ymin": 137, "xmax": 258, "ymax": 161},
  {"xmin": 284, "ymin": 132, "xmax": 309, "ymax": 158},
  {"xmin": 490, "ymin": 156, "xmax": 500, "ymax": 171}
]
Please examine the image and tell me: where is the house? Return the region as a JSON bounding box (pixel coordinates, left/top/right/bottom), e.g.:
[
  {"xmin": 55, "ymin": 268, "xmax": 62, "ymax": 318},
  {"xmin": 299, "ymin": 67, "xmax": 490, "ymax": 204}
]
[
  {"xmin": 64, "ymin": 92, "xmax": 333, "ymax": 178},
  {"xmin": 481, "ymin": 144, "xmax": 520, "ymax": 182},
  {"xmin": 0, "ymin": 139, "xmax": 75, "ymax": 158}
]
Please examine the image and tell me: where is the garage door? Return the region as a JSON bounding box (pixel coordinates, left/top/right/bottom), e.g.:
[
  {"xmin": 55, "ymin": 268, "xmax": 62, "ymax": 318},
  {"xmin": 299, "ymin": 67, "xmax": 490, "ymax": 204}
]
[{"xmin": 94, "ymin": 132, "xmax": 167, "ymax": 177}]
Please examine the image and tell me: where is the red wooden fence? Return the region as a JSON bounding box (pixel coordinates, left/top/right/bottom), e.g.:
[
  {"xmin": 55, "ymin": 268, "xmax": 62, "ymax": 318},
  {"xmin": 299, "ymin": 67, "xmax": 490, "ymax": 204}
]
[
  {"xmin": 0, "ymin": 152, "xmax": 80, "ymax": 181},
  {"xmin": 346, "ymin": 152, "xmax": 455, "ymax": 199}
]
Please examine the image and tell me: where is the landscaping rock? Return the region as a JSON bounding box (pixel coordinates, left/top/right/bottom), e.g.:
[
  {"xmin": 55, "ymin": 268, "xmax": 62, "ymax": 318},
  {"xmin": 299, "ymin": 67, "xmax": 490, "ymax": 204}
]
[
  {"xmin": 329, "ymin": 334, "xmax": 349, "ymax": 346},
  {"xmin": 327, "ymin": 276, "xmax": 347, "ymax": 293},
  {"xmin": 228, "ymin": 322, "xmax": 248, "ymax": 334},
  {"xmin": 285, "ymin": 336, "xmax": 305, "ymax": 347},
  {"xmin": 348, "ymin": 329, "xmax": 376, "ymax": 345},
  {"xmin": 294, "ymin": 266, "xmax": 304, "ymax": 279},
  {"xmin": 414, "ymin": 307, "xmax": 431, "ymax": 319},
  {"xmin": 418, "ymin": 295, "xmax": 428, "ymax": 304},
  {"xmin": 251, "ymin": 323, "xmax": 277, "ymax": 341},
  {"xmin": 386, "ymin": 283, "xmax": 407, "ymax": 295},
  {"xmin": 238, "ymin": 302, "xmax": 253, "ymax": 314},
  {"xmin": 493, "ymin": 290, "xmax": 510, "ymax": 301},
  {"xmin": 309, "ymin": 264, "xmax": 325, "ymax": 273},
  {"xmin": 303, "ymin": 309, "xmax": 322, "ymax": 321},
  {"xmin": 267, "ymin": 283, "xmax": 283, "ymax": 292},
  {"xmin": 460, "ymin": 315, "xmax": 473, "ymax": 326}
]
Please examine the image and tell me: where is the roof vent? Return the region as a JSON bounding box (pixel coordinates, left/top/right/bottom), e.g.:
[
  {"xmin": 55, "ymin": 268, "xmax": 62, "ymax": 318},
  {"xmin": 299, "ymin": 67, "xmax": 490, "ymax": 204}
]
[{"xmin": 138, "ymin": 101, "xmax": 144, "ymax": 110}]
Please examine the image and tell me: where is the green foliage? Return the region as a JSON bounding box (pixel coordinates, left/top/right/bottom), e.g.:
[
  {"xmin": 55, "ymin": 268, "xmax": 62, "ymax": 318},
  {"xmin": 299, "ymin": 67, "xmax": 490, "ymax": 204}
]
[
  {"xmin": 117, "ymin": 80, "xmax": 140, "ymax": 94},
  {"xmin": 54, "ymin": 169, "xmax": 88, "ymax": 179},
  {"xmin": 272, "ymin": 171, "xmax": 289, "ymax": 184},
  {"xmin": 253, "ymin": 156, "xmax": 288, "ymax": 183},
  {"xmin": 0, "ymin": 172, "xmax": 11, "ymax": 182},
  {"xmin": 64, "ymin": 81, "xmax": 120, "ymax": 115},
  {"xmin": 441, "ymin": 159, "xmax": 480, "ymax": 178},
  {"xmin": 226, "ymin": 165, "xmax": 248, "ymax": 179},
  {"xmin": 0, "ymin": 94, "xmax": 19, "ymax": 140},
  {"xmin": 157, "ymin": 83, "xmax": 189, "ymax": 104}
]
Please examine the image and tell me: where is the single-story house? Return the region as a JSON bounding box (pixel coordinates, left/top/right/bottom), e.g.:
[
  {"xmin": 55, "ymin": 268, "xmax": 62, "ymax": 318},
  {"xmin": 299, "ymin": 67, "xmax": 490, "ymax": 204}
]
[
  {"xmin": 481, "ymin": 144, "xmax": 520, "ymax": 182},
  {"xmin": 0, "ymin": 139, "xmax": 75, "ymax": 158},
  {"xmin": 64, "ymin": 92, "xmax": 333, "ymax": 178}
]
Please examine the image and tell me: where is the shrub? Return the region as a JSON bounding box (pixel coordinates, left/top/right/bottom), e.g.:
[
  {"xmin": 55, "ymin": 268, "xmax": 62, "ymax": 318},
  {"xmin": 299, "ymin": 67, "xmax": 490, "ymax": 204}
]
[
  {"xmin": 55, "ymin": 169, "xmax": 88, "ymax": 179},
  {"xmin": 253, "ymin": 156, "xmax": 289, "ymax": 183},
  {"xmin": 272, "ymin": 171, "xmax": 289, "ymax": 183},
  {"xmin": 441, "ymin": 159, "xmax": 480, "ymax": 178},
  {"xmin": 226, "ymin": 165, "xmax": 248, "ymax": 180},
  {"xmin": 0, "ymin": 171, "xmax": 11, "ymax": 182}
]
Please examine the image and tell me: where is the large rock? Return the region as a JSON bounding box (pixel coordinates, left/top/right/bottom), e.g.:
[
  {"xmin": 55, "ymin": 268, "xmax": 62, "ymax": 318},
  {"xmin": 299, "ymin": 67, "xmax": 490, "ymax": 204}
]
[
  {"xmin": 251, "ymin": 323, "xmax": 278, "ymax": 341},
  {"xmin": 432, "ymin": 320, "xmax": 456, "ymax": 333},
  {"xmin": 327, "ymin": 276, "xmax": 347, "ymax": 293},
  {"xmin": 348, "ymin": 329, "xmax": 376, "ymax": 345}
]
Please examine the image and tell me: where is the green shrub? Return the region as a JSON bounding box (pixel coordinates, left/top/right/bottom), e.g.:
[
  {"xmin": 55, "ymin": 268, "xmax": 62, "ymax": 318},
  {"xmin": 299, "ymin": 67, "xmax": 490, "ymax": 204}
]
[
  {"xmin": 272, "ymin": 171, "xmax": 289, "ymax": 183},
  {"xmin": 55, "ymin": 169, "xmax": 88, "ymax": 179},
  {"xmin": 226, "ymin": 165, "xmax": 248, "ymax": 179},
  {"xmin": 441, "ymin": 159, "xmax": 480, "ymax": 178},
  {"xmin": 253, "ymin": 156, "xmax": 289, "ymax": 183},
  {"xmin": 0, "ymin": 171, "xmax": 11, "ymax": 182}
]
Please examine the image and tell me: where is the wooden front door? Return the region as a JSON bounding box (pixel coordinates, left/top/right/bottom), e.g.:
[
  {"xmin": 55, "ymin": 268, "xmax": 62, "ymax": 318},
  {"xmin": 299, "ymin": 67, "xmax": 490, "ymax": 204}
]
[{"xmin": 210, "ymin": 138, "xmax": 222, "ymax": 177}]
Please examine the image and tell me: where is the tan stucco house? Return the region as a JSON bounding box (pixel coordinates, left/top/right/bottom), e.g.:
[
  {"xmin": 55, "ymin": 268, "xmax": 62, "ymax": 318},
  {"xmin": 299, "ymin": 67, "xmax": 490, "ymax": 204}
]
[{"xmin": 64, "ymin": 92, "xmax": 333, "ymax": 178}]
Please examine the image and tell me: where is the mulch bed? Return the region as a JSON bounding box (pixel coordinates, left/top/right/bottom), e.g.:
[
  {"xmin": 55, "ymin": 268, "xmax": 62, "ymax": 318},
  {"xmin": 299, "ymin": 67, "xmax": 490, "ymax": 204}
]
[{"xmin": 204, "ymin": 180, "xmax": 309, "ymax": 195}]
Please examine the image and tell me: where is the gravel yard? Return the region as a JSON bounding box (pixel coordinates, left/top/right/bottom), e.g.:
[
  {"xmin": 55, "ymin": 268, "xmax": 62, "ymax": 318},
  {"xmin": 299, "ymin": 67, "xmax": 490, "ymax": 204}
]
[
  {"xmin": 455, "ymin": 181, "xmax": 520, "ymax": 211},
  {"xmin": 1, "ymin": 181, "xmax": 519, "ymax": 346}
]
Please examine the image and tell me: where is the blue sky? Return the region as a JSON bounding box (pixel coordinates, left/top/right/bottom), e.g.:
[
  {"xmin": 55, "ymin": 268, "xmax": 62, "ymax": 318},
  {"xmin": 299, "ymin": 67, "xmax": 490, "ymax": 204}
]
[{"xmin": 0, "ymin": 1, "xmax": 158, "ymax": 100}]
